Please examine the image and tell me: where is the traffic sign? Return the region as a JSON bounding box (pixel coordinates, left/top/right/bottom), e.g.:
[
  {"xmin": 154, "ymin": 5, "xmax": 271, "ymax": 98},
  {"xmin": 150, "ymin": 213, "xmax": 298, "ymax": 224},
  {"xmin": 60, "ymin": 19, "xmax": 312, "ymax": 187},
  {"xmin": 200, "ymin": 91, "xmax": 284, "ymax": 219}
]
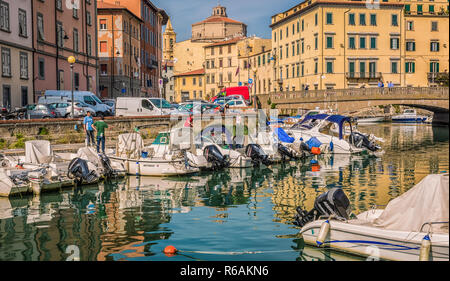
[{"xmin": 248, "ymin": 78, "xmax": 253, "ymax": 84}]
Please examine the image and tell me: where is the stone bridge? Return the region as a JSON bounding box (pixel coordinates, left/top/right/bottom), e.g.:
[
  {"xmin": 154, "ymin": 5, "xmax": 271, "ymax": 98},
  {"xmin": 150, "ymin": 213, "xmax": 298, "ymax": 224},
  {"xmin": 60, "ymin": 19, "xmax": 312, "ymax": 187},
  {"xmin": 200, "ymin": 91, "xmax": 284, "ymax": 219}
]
[{"xmin": 258, "ymin": 87, "xmax": 449, "ymax": 125}]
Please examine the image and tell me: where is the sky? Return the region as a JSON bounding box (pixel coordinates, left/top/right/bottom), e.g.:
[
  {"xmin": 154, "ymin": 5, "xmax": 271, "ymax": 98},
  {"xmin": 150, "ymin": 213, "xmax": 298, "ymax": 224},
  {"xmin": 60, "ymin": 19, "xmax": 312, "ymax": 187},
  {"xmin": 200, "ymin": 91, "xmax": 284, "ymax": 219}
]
[{"xmin": 152, "ymin": 0, "xmax": 303, "ymax": 42}]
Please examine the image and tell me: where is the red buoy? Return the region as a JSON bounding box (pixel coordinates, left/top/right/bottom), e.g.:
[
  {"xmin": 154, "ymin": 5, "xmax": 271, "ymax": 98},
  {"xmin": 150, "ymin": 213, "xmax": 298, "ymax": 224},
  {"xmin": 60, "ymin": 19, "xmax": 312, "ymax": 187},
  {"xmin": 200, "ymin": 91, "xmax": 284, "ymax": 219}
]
[
  {"xmin": 163, "ymin": 245, "xmax": 177, "ymax": 256},
  {"xmin": 311, "ymin": 147, "xmax": 321, "ymax": 155}
]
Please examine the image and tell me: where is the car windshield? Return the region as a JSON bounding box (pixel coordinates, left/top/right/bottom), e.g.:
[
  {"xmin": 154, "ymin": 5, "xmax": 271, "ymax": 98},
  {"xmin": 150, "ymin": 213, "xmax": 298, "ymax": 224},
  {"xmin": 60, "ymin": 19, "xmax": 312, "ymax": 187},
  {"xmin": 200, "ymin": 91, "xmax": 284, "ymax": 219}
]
[
  {"xmin": 92, "ymin": 95, "xmax": 103, "ymax": 104},
  {"xmin": 149, "ymin": 99, "xmax": 172, "ymax": 109},
  {"xmin": 48, "ymin": 104, "xmax": 57, "ymax": 109}
]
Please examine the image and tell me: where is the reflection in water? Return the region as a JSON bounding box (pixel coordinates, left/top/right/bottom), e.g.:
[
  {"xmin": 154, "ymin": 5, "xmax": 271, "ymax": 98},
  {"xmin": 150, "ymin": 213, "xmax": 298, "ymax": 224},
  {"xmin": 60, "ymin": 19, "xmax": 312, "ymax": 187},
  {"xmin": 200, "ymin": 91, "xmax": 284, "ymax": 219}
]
[{"xmin": 0, "ymin": 124, "xmax": 448, "ymax": 261}]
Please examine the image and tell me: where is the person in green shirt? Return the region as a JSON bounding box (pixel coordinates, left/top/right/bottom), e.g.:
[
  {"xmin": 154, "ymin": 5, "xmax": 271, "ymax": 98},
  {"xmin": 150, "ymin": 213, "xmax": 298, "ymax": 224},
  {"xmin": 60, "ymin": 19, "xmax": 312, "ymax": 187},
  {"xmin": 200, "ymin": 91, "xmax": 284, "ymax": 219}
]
[{"xmin": 93, "ymin": 116, "xmax": 108, "ymax": 154}]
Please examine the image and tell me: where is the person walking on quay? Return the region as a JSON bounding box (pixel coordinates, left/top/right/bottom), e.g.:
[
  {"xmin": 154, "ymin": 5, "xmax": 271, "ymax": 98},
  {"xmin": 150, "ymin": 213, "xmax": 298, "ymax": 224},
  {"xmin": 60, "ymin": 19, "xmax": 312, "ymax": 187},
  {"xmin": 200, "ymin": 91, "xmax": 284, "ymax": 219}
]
[
  {"xmin": 83, "ymin": 111, "xmax": 95, "ymax": 147},
  {"xmin": 94, "ymin": 116, "xmax": 108, "ymax": 154}
]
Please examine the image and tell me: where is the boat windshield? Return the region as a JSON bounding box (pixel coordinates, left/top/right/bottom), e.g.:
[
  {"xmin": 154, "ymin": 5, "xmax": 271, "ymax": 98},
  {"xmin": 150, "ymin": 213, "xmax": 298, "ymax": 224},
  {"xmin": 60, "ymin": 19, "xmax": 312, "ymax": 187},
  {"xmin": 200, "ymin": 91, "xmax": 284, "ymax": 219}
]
[{"xmin": 291, "ymin": 118, "xmax": 322, "ymax": 130}]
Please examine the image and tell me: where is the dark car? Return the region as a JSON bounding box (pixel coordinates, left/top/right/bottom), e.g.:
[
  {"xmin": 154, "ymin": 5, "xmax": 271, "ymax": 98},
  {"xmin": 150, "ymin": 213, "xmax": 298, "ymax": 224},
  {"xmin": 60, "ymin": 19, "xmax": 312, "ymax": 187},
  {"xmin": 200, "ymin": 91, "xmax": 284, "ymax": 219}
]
[{"xmin": 25, "ymin": 104, "xmax": 58, "ymax": 119}]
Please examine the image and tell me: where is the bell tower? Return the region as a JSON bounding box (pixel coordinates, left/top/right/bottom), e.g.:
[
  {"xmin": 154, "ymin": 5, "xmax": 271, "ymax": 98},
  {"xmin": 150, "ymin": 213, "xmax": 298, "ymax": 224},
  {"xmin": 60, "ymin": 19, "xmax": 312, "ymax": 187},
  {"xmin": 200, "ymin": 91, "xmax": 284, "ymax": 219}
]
[
  {"xmin": 163, "ymin": 18, "xmax": 176, "ymax": 61},
  {"xmin": 212, "ymin": 5, "xmax": 227, "ymax": 17}
]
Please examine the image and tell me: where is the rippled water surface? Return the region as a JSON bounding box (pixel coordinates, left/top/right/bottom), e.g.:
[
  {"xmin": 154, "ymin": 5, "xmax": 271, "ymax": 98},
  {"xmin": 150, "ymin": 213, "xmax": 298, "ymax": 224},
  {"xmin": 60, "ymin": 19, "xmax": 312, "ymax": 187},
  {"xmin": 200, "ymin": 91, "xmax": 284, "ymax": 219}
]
[{"xmin": 0, "ymin": 124, "xmax": 448, "ymax": 261}]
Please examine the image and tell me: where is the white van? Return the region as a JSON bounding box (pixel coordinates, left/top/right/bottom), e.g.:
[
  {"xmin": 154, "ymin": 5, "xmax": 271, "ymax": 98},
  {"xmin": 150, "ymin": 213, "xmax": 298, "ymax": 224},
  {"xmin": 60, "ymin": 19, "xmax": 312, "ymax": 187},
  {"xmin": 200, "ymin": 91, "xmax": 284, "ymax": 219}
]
[
  {"xmin": 43, "ymin": 90, "xmax": 112, "ymax": 116},
  {"xmin": 115, "ymin": 97, "xmax": 174, "ymax": 117}
]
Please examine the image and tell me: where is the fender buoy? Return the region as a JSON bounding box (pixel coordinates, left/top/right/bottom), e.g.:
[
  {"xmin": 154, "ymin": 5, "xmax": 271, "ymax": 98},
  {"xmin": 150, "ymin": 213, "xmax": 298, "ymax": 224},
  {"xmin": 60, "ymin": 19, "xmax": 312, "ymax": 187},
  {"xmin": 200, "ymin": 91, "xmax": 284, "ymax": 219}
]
[
  {"xmin": 311, "ymin": 163, "xmax": 320, "ymax": 172},
  {"xmin": 316, "ymin": 220, "xmax": 330, "ymax": 247},
  {"xmin": 311, "ymin": 147, "xmax": 321, "ymax": 155},
  {"xmin": 15, "ymin": 164, "xmax": 24, "ymax": 169},
  {"xmin": 419, "ymin": 235, "xmax": 431, "ymax": 261}
]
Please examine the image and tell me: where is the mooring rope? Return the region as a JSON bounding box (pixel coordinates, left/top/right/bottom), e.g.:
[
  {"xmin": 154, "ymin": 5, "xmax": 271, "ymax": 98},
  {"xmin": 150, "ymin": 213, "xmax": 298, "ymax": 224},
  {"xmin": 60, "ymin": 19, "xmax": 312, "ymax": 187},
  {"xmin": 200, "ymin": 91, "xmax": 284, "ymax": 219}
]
[{"xmin": 177, "ymin": 249, "xmax": 296, "ymax": 255}]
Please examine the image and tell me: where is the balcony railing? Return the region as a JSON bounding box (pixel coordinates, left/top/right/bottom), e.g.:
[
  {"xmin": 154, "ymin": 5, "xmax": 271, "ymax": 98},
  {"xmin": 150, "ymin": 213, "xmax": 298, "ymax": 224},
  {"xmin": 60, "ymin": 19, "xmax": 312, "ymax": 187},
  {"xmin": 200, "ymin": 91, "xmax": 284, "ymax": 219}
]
[{"xmin": 346, "ymin": 72, "xmax": 382, "ymax": 79}]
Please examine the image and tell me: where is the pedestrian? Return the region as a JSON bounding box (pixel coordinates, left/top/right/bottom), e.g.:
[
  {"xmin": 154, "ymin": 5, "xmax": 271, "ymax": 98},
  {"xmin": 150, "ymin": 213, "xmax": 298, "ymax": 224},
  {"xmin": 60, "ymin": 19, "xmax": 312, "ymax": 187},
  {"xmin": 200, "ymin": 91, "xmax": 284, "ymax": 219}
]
[
  {"xmin": 305, "ymin": 84, "xmax": 309, "ymax": 91},
  {"xmin": 83, "ymin": 111, "xmax": 95, "ymax": 147},
  {"xmin": 94, "ymin": 116, "xmax": 108, "ymax": 154}
]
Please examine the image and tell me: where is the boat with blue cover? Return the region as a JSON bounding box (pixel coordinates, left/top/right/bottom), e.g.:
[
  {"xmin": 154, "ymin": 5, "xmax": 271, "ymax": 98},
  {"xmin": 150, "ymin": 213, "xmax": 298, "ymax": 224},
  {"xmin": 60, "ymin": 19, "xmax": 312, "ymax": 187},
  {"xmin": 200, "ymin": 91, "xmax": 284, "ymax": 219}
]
[{"xmin": 282, "ymin": 114, "xmax": 384, "ymax": 155}]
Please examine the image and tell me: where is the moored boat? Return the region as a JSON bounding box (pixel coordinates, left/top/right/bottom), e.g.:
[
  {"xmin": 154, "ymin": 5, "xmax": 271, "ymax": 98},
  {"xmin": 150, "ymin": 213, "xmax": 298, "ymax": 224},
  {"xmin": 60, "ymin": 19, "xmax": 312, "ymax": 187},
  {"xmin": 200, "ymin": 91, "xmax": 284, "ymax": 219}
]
[
  {"xmin": 295, "ymin": 174, "xmax": 449, "ymax": 261},
  {"xmin": 392, "ymin": 109, "xmax": 428, "ymax": 123}
]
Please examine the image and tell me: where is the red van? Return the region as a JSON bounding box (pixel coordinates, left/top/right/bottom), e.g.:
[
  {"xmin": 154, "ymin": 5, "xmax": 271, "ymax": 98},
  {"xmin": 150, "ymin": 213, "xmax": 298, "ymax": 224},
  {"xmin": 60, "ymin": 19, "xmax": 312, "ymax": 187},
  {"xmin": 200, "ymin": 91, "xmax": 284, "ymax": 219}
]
[{"xmin": 211, "ymin": 86, "xmax": 250, "ymax": 102}]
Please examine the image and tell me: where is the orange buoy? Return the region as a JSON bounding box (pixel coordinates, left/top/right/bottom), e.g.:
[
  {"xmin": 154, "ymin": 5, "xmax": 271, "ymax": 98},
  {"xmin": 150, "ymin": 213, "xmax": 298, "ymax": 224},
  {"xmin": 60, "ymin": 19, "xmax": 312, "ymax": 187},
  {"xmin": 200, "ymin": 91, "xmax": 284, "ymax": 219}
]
[
  {"xmin": 311, "ymin": 164, "xmax": 321, "ymax": 172},
  {"xmin": 311, "ymin": 147, "xmax": 321, "ymax": 155},
  {"xmin": 163, "ymin": 245, "xmax": 177, "ymax": 256}
]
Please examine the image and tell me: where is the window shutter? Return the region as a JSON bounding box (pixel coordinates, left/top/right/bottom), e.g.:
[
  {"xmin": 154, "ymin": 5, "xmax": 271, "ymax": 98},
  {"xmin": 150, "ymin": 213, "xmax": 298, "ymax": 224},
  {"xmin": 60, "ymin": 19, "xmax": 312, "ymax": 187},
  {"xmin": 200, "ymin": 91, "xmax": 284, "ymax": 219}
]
[{"xmin": 412, "ymin": 62, "xmax": 415, "ymax": 73}]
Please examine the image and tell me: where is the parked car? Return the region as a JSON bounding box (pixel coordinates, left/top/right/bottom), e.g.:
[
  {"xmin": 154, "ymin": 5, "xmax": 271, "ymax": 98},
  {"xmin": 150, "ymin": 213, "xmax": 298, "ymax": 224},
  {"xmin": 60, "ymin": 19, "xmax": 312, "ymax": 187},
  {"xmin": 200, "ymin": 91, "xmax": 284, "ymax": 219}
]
[
  {"xmin": 223, "ymin": 99, "xmax": 248, "ymax": 108},
  {"xmin": 192, "ymin": 103, "xmax": 223, "ymax": 114},
  {"xmin": 74, "ymin": 101, "xmax": 95, "ymax": 116},
  {"xmin": 43, "ymin": 90, "xmax": 112, "ymax": 117},
  {"xmin": 101, "ymin": 99, "xmax": 116, "ymax": 115},
  {"xmin": 49, "ymin": 102, "xmax": 85, "ymax": 118},
  {"xmin": 25, "ymin": 104, "xmax": 58, "ymax": 119},
  {"xmin": 115, "ymin": 97, "xmax": 174, "ymax": 117},
  {"xmin": 47, "ymin": 103, "xmax": 64, "ymax": 118}
]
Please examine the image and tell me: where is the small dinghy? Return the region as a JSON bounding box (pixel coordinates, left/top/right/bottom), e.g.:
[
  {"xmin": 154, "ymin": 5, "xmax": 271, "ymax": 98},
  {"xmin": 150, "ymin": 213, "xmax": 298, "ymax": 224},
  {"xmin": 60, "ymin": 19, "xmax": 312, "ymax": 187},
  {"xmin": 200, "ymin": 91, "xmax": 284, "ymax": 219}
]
[{"xmin": 295, "ymin": 174, "xmax": 449, "ymax": 261}]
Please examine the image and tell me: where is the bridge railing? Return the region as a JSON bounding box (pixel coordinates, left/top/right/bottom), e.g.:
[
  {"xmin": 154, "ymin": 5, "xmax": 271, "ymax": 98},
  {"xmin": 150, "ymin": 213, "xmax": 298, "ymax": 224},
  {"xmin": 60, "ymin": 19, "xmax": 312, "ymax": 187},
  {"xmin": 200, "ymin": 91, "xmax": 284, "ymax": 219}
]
[{"xmin": 267, "ymin": 87, "xmax": 449, "ymax": 102}]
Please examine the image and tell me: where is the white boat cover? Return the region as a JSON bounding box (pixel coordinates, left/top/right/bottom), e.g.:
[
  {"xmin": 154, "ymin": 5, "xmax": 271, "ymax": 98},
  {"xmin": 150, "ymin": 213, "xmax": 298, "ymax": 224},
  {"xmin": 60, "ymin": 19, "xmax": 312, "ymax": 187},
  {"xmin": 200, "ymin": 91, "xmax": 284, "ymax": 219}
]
[
  {"xmin": 0, "ymin": 172, "xmax": 14, "ymax": 197},
  {"xmin": 25, "ymin": 140, "xmax": 53, "ymax": 164},
  {"xmin": 372, "ymin": 174, "xmax": 449, "ymax": 234},
  {"xmin": 117, "ymin": 133, "xmax": 144, "ymax": 159},
  {"xmin": 77, "ymin": 147, "xmax": 100, "ymax": 166}
]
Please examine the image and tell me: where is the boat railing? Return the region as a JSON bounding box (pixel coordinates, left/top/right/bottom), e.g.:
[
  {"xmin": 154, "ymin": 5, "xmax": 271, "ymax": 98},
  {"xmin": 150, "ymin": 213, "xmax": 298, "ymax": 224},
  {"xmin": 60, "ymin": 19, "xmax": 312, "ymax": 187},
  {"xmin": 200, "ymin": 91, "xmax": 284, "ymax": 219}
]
[{"xmin": 419, "ymin": 221, "xmax": 449, "ymax": 234}]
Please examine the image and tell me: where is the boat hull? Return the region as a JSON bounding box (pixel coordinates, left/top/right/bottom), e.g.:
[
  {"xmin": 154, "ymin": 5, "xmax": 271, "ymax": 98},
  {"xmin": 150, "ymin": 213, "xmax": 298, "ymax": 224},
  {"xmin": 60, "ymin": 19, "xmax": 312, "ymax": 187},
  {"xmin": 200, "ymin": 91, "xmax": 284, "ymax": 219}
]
[
  {"xmin": 392, "ymin": 117, "xmax": 427, "ymax": 123},
  {"xmin": 300, "ymin": 220, "xmax": 449, "ymax": 261},
  {"xmin": 108, "ymin": 156, "xmax": 199, "ymax": 176}
]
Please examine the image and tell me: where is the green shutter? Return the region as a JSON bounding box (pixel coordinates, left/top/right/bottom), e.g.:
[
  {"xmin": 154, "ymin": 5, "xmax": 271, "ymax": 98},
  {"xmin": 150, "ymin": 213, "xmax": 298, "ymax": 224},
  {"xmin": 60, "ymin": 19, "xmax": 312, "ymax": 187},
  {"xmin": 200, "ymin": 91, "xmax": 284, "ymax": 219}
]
[
  {"xmin": 412, "ymin": 62, "xmax": 415, "ymax": 73},
  {"xmin": 417, "ymin": 5, "xmax": 423, "ymax": 13},
  {"xmin": 429, "ymin": 5, "xmax": 434, "ymax": 13},
  {"xmin": 437, "ymin": 63, "xmax": 439, "ymax": 73},
  {"xmin": 405, "ymin": 5, "xmax": 410, "ymax": 12},
  {"xmin": 430, "ymin": 62, "xmax": 434, "ymax": 73},
  {"xmin": 327, "ymin": 37, "xmax": 333, "ymax": 48},
  {"xmin": 349, "ymin": 62, "xmax": 355, "ymax": 73}
]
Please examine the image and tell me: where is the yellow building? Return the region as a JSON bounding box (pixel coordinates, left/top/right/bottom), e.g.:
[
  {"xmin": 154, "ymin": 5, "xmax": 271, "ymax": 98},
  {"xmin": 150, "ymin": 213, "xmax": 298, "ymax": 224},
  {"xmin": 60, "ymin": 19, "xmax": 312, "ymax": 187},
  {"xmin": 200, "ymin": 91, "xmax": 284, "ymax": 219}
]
[
  {"xmin": 174, "ymin": 69, "xmax": 206, "ymax": 102},
  {"xmin": 402, "ymin": 0, "xmax": 449, "ymax": 87},
  {"xmin": 237, "ymin": 38, "xmax": 273, "ymax": 95},
  {"xmin": 270, "ymin": 0, "xmax": 449, "ymax": 90},
  {"xmin": 204, "ymin": 37, "xmax": 243, "ymax": 97}
]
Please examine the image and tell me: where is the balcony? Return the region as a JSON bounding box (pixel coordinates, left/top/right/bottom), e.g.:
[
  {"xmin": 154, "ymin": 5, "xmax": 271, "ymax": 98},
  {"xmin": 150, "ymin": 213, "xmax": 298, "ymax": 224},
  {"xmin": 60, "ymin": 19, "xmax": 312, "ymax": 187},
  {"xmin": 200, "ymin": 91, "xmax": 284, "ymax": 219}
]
[
  {"xmin": 346, "ymin": 72, "xmax": 382, "ymax": 80},
  {"xmin": 428, "ymin": 72, "xmax": 449, "ymax": 85}
]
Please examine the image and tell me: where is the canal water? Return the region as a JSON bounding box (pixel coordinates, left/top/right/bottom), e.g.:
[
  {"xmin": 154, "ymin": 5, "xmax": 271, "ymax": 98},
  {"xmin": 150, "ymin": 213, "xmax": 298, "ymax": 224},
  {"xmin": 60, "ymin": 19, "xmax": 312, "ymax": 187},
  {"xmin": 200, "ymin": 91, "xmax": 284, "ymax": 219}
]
[{"xmin": 0, "ymin": 124, "xmax": 448, "ymax": 261}]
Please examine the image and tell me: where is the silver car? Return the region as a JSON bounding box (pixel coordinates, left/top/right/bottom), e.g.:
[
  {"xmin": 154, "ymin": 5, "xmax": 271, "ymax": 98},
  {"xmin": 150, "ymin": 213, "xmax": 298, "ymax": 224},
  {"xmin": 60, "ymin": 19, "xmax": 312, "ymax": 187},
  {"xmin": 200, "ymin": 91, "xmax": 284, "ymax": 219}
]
[{"xmin": 49, "ymin": 102, "xmax": 85, "ymax": 118}]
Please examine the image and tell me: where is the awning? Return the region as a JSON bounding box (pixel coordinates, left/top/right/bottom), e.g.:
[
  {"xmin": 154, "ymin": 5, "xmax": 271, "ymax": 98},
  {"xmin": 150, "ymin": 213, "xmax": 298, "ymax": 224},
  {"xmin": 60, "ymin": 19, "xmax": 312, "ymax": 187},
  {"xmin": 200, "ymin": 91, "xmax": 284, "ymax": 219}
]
[{"xmin": 326, "ymin": 115, "xmax": 353, "ymax": 139}]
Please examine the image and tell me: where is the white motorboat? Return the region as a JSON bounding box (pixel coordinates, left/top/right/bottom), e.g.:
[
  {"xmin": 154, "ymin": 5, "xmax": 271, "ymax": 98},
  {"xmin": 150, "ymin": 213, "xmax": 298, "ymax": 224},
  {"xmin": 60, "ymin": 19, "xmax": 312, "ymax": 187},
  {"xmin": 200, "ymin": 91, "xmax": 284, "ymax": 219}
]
[
  {"xmin": 392, "ymin": 109, "xmax": 428, "ymax": 123},
  {"xmin": 283, "ymin": 114, "xmax": 383, "ymax": 155},
  {"xmin": 192, "ymin": 125, "xmax": 254, "ymax": 168},
  {"xmin": 107, "ymin": 133, "xmax": 199, "ymax": 176},
  {"xmin": 356, "ymin": 116, "xmax": 386, "ymax": 123},
  {"xmin": 296, "ymin": 174, "xmax": 449, "ymax": 261}
]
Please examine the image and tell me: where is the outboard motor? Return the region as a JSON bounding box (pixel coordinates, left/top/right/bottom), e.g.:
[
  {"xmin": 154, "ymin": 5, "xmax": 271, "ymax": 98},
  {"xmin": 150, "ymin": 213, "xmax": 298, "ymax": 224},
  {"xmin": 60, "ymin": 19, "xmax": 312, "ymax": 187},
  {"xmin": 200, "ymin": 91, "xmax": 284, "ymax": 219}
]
[
  {"xmin": 350, "ymin": 132, "xmax": 380, "ymax": 152},
  {"xmin": 277, "ymin": 143, "xmax": 297, "ymax": 160},
  {"xmin": 293, "ymin": 188, "xmax": 351, "ymax": 227},
  {"xmin": 67, "ymin": 157, "xmax": 99, "ymax": 185},
  {"xmin": 99, "ymin": 154, "xmax": 115, "ymax": 178},
  {"xmin": 245, "ymin": 144, "xmax": 272, "ymax": 166},
  {"xmin": 203, "ymin": 145, "xmax": 230, "ymax": 170}
]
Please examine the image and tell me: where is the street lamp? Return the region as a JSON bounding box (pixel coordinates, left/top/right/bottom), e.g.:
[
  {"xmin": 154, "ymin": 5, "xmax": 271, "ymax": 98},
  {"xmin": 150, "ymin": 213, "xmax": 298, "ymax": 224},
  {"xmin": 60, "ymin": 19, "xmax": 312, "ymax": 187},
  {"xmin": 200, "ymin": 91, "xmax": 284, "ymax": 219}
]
[{"xmin": 68, "ymin": 56, "xmax": 76, "ymax": 117}]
